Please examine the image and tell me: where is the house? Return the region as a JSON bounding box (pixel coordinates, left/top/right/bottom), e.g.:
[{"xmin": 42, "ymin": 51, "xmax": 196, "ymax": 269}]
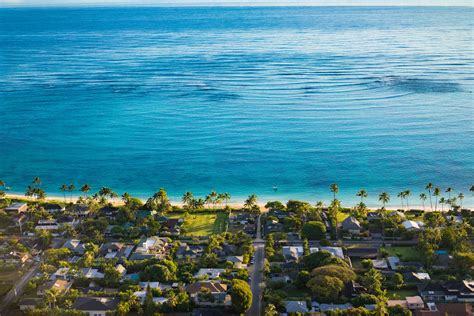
[
  {"xmin": 81, "ymin": 268, "xmax": 105, "ymax": 279},
  {"xmin": 161, "ymin": 218, "xmax": 183, "ymax": 235},
  {"xmin": 69, "ymin": 204, "xmax": 90, "ymax": 217},
  {"xmin": 63, "ymin": 239, "xmax": 86, "ymax": 255},
  {"xmin": 129, "ymin": 236, "xmax": 169, "ymax": 260},
  {"xmin": 413, "ymin": 303, "xmax": 473, "ymax": 316},
  {"xmin": 136, "ymin": 209, "xmax": 156, "ymax": 220},
  {"xmin": 282, "ymin": 246, "xmax": 304, "ymax": 261},
  {"xmin": 418, "ymin": 282, "xmax": 452, "ymax": 302},
  {"xmin": 226, "ymin": 256, "xmax": 244, "ymax": 264},
  {"xmin": 195, "ymin": 268, "xmax": 226, "ymax": 279},
  {"xmin": 37, "ymin": 279, "xmax": 72, "ymax": 296},
  {"xmin": 402, "ymin": 220, "xmax": 422, "ymax": 231},
  {"xmin": 313, "ymin": 302, "xmax": 353, "ymax": 312},
  {"xmin": 139, "ymin": 281, "xmax": 173, "ymax": 291},
  {"xmin": 346, "ymin": 247, "xmax": 378, "ymax": 259},
  {"xmin": 0, "ymin": 251, "xmax": 29, "ymax": 266},
  {"xmin": 99, "ymin": 206, "xmax": 120, "ymax": 219},
  {"xmin": 406, "ymin": 296, "xmax": 425, "ymax": 310},
  {"xmin": 388, "ymin": 256, "xmax": 401, "ymax": 270},
  {"xmin": 271, "ymin": 274, "xmax": 291, "ymax": 283},
  {"xmin": 133, "ymin": 290, "xmax": 168, "ymax": 304},
  {"xmin": 42, "ymin": 203, "xmax": 64, "ymax": 213},
  {"xmin": 372, "ymin": 258, "xmax": 389, "ymax": 270},
  {"xmin": 387, "ymin": 300, "xmax": 408, "ymax": 309},
  {"xmin": 35, "ymin": 219, "xmax": 59, "ymax": 230},
  {"xmin": 186, "ymin": 282, "xmax": 230, "ymax": 306},
  {"xmin": 115, "ymin": 264, "xmax": 127, "ymax": 278},
  {"xmin": 18, "ymin": 298, "xmax": 40, "ymax": 311},
  {"xmin": 5, "ymin": 202, "xmax": 28, "ymax": 213},
  {"xmin": 57, "ymin": 215, "xmax": 79, "ymax": 227},
  {"xmin": 341, "ymin": 217, "xmax": 362, "ymax": 234},
  {"xmin": 99, "ymin": 242, "xmax": 133, "ymax": 261},
  {"xmin": 51, "ymin": 267, "xmax": 71, "ymax": 280},
  {"xmin": 175, "ymin": 244, "xmax": 204, "ymax": 259},
  {"xmin": 367, "ymin": 212, "xmax": 382, "ymax": 221},
  {"xmin": 285, "ymin": 301, "xmax": 309, "ymax": 313},
  {"xmin": 72, "ymin": 297, "xmax": 120, "ymax": 316},
  {"xmin": 444, "ymin": 280, "xmax": 474, "ymax": 303},
  {"xmin": 320, "ymin": 246, "xmax": 344, "ymax": 259}
]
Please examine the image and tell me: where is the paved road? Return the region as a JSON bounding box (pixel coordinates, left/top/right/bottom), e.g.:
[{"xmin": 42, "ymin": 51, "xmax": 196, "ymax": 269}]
[
  {"xmin": 247, "ymin": 215, "xmax": 265, "ymax": 316},
  {"xmin": 0, "ymin": 263, "xmax": 39, "ymax": 315}
]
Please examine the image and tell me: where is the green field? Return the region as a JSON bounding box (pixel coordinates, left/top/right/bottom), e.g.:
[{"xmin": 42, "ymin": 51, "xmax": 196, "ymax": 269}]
[
  {"xmin": 179, "ymin": 212, "xmax": 229, "ymax": 236},
  {"xmin": 337, "ymin": 211, "xmax": 349, "ymax": 223},
  {"xmin": 382, "ymin": 246, "xmax": 419, "ymax": 261},
  {"xmin": 388, "ymin": 289, "xmax": 419, "ymax": 299}
]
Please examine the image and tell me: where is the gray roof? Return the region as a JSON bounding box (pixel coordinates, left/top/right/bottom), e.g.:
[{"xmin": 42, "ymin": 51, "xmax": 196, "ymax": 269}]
[{"xmin": 72, "ymin": 297, "xmax": 120, "ymax": 311}]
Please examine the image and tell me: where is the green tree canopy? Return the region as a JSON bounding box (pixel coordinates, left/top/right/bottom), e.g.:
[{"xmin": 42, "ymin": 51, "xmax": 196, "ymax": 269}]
[
  {"xmin": 301, "ymin": 221, "xmax": 326, "ymax": 240},
  {"xmin": 231, "ymin": 279, "xmax": 252, "ymax": 314}
]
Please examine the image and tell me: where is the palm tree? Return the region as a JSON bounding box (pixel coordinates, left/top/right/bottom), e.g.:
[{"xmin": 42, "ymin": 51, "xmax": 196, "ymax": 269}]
[
  {"xmin": 404, "ymin": 190, "xmax": 411, "ymax": 211},
  {"xmin": 33, "ymin": 177, "xmax": 41, "ymax": 186},
  {"xmin": 244, "ymin": 194, "xmax": 258, "ymax": 210},
  {"xmin": 223, "ymin": 192, "xmax": 231, "ymax": 207},
  {"xmin": 439, "ymin": 197, "xmax": 446, "ymax": 212},
  {"xmin": 80, "ymin": 184, "xmax": 91, "ymax": 198},
  {"xmin": 356, "ymin": 189, "xmax": 368, "ymax": 203},
  {"xmin": 209, "ymin": 191, "xmax": 218, "ymax": 209},
  {"xmin": 60, "ymin": 184, "xmax": 68, "ymax": 203},
  {"xmin": 204, "ymin": 195, "xmax": 212, "ymax": 210},
  {"xmin": 379, "ymin": 192, "xmax": 390, "ymax": 209},
  {"xmin": 458, "ymin": 193, "xmax": 464, "ymax": 209},
  {"xmin": 470, "ymin": 185, "xmax": 474, "ymax": 195},
  {"xmin": 99, "ymin": 187, "xmax": 112, "ymax": 198},
  {"xmin": 330, "ymin": 183, "xmax": 339, "ymax": 201},
  {"xmin": 397, "ymin": 192, "xmax": 405, "ymax": 210},
  {"xmin": 182, "ymin": 191, "xmax": 194, "ymax": 210},
  {"xmin": 376, "ymin": 193, "xmax": 388, "ymax": 243},
  {"xmin": 419, "ymin": 193, "xmax": 427, "ymax": 211},
  {"xmin": 425, "ymin": 183, "xmax": 433, "ymax": 211},
  {"xmin": 433, "ymin": 187, "xmax": 441, "ymax": 212},
  {"xmin": 445, "ymin": 187, "xmax": 453, "ymax": 199},
  {"xmin": 68, "ymin": 184, "xmax": 75, "ymax": 202}
]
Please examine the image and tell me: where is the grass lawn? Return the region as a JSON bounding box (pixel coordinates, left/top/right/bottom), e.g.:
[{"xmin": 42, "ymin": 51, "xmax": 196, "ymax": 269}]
[
  {"xmin": 180, "ymin": 212, "xmax": 229, "ymax": 236},
  {"xmin": 388, "ymin": 289, "xmax": 418, "ymax": 299},
  {"xmin": 382, "ymin": 246, "xmax": 419, "ymax": 261},
  {"xmin": 337, "ymin": 211, "xmax": 349, "ymax": 223},
  {"xmin": 282, "ymin": 285, "xmax": 311, "ymax": 300}
]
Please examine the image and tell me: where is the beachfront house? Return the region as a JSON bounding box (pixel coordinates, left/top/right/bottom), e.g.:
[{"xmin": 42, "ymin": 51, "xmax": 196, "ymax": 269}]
[
  {"xmin": 341, "ymin": 216, "xmax": 362, "ymax": 234},
  {"xmin": 5, "ymin": 202, "xmax": 28, "ymax": 213}
]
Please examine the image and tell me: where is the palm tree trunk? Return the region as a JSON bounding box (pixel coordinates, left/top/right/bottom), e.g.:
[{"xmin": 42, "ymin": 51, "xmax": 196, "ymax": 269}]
[{"xmin": 428, "ymin": 190, "xmax": 433, "ymax": 211}]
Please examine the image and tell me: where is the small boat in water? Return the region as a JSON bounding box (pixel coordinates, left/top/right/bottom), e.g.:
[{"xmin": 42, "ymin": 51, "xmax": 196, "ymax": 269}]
[{"xmin": 272, "ymin": 185, "xmax": 278, "ymax": 192}]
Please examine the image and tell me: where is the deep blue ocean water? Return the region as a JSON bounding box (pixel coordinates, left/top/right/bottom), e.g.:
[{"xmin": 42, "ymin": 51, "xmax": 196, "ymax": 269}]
[{"xmin": 0, "ymin": 6, "xmax": 473, "ymax": 207}]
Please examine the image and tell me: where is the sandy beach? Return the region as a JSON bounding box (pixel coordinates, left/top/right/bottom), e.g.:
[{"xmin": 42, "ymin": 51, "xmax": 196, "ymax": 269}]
[{"xmin": 4, "ymin": 193, "xmax": 470, "ymax": 211}]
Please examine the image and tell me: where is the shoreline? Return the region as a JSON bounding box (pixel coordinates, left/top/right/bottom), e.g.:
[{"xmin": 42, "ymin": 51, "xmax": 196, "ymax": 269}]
[{"xmin": 4, "ymin": 193, "xmax": 472, "ymax": 211}]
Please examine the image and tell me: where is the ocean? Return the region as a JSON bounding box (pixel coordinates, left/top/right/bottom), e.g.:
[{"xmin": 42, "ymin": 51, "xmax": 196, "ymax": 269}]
[{"xmin": 0, "ymin": 6, "xmax": 473, "ymax": 207}]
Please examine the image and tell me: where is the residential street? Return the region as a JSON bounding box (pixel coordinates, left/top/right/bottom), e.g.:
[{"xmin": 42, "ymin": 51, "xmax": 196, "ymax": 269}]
[
  {"xmin": 247, "ymin": 215, "xmax": 265, "ymax": 316},
  {"xmin": 0, "ymin": 263, "xmax": 39, "ymax": 314}
]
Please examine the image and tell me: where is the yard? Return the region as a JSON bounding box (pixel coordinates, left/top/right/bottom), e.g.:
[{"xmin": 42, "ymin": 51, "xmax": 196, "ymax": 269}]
[
  {"xmin": 387, "ymin": 289, "xmax": 419, "ymax": 299},
  {"xmin": 177, "ymin": 212, "xmax": 229, "ymax": 236},
  {"xmin": 382, "ymin": 246, "xmax": 419, "ymax": 261},
  {"xmin": 337, "ymin": 211, "xmax": 349, "ymax": 223}
]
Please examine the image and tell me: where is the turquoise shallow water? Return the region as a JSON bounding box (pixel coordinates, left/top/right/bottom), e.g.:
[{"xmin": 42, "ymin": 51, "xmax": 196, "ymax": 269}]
[{"xmin": 0, "ymin": 7, "xmax": 473, "ymax": 207}]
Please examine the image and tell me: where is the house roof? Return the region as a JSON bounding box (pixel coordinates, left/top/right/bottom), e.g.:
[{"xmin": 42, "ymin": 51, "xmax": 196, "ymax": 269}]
[
  {"xmin": 342, "ymin": 217, "xmax": 361, "ymax": 230},
  {"xmin": 346, "ymin": 247, "xmax": 378, "ymax": 258},
  {"xmin": 406, "ymin": 296, "xmax": 424, "ymax": 305},
  {"xmin": 72, "ymin": 297, "xmax": 120, "ymax": 311},
  {"xmin": 285, "ymin": 300, "xmax": 308, "ymax": 313}
]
